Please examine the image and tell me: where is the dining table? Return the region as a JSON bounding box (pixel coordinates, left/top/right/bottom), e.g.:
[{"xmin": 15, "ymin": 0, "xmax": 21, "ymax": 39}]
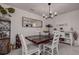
[
  {"xmin": 25, "ymin": 35, "xmax": 53, "ymax": 54},
  {"xmin": 25, "ymin": 35, "xmax": 53, "ymax": 45}
]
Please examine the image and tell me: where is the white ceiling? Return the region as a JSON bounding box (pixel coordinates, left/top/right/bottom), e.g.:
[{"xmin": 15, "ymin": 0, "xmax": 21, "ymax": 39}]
[{"xmin": 6, "ymin": 3, "xmax": 79, "ymax": 16}]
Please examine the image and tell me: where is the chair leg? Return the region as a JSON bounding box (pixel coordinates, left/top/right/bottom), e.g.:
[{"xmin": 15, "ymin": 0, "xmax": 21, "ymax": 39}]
[
  {"xmin": 37, "ymin": 49, "xmax": 41, "ymax": 55},
  {"xmin": 38, "ymin": 44, "xmax": 42, "ymax": 55},
  {"xmin": 70, "ymin": 38, "xmax": 73, "ymax": 46},
  {"xmin": 56, "ymin": 47, "xmax": 59, "ymax": 55},
  {"xmin": 42, "ymin": 45, "xmax": 45, "ymax": 54},
  {"xmin": 70, "ymin": 33, "xmax": 74, "ymax": 46},
  {"xmin": 51, "ymin": 49, "xmax": 54, "ymax": 55},
  {"xmin": 52, "ymin": 47, "xmax": 59, "ymax": 55},
  {"xmin": 71, "ymin": 41, "xmax": 72, "ymax": 46}
]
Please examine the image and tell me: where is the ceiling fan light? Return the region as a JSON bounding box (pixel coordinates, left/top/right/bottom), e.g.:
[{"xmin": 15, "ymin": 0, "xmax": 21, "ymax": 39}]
[
  {"xmin": 43, "ymin": 15, "xmax": 48, "ymax": 19},
  {"xmin": 45, "ymin": 16, "xmax": 48, "ymax": 18},
  {"xmin": 49, "ymin": 11, "xmax": 52, "ymax": 14},
  {"xmin": 43, "ymin": 14, "xmax": 46, "ymax": 18},
  {"xmin": 42, "ymin": 3, "xmax": 57, "ymax": 19},
  {"xmin": 51, "ymin": 15, "xmax": 54, "ymax": 18},
  {"xmin": 49, "ymin": 13, "xmax": 52, "ymax": 15},
  {"xmin": 43, "ymin": 16, "xmax": 46, "ymax": 18},
  {"xmin": 49, "ymin": 11, "xmax": 52, "ymax": 15},
  {"xmin": 54, "ymin": 12, "xmax": 57, "ymax": 16}
]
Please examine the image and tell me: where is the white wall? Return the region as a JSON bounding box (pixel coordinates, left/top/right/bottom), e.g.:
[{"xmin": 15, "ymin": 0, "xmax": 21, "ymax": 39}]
[
  {"xmin": 0, "ymin": 4, "xmax": 44, "ymax": 44},
  {"xmin": 1, "ymin": 4, "xmax": 79, "ymax": 45},
  {"xmin": 52, "ymin": 10, "xmax": 79, "ymax": 45}
]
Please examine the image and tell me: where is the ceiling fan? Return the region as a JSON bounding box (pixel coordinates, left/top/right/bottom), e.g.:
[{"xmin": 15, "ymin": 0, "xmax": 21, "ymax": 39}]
[{"xmin": 43, "ymin": 3, "xmax": 57, "ymax": 19}]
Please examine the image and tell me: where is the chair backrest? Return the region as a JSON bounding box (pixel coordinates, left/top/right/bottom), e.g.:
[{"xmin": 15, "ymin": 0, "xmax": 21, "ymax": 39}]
[
  {"xmin": 19, "ymin": 34, "xmax": 28, "ymax": 55},
  {"xmin": 69, "ymin": 32, "xmax": 73, "ymax": 39},
  {"xmin": 52, "ymin": 31, "xmax": 60, "ymax": 48},
  {"xmin": 60, "ymin": 31, "xmax": 65, "ymax": 38}
]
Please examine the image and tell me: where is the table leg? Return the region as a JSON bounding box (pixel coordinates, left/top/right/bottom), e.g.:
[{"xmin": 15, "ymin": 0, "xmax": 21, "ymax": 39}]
[{"xmin": 38, "ymin": 44, "xmax": 44, "ymax": 55}]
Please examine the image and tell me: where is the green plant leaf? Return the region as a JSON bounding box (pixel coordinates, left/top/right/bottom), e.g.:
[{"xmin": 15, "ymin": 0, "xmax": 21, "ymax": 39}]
[
  {"xmin": 0, "ymin": 5, "xmax": 4, "ymax": 10},
  {"xmin": 7, "ymin": 8, "xmax": 15, "ymax": 13},
  {"xmin": 0, "ymin": 9, "xmax": 7, "ymax": 14}
]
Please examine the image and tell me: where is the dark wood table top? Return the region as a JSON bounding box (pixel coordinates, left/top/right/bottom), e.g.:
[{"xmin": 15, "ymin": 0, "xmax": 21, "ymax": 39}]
[{"xmin": 25, "ymin": 35, "xmax": 53, "ymax": 45}]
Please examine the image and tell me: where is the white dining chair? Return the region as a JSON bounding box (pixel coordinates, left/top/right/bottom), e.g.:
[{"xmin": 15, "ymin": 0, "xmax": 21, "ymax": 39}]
[
  {"xmin": 43, "ymin": 31, "xmax": 60, "ymax": 55},
  {"xmin": 19, "ymin": 34, "xmax": 40, "ymax": 55},
  {"xmin": 70, "ymin": 32, "xmax": 74, "ymax": 46},
  {"xmin": 65, "ymin": 32, "xmax": 74, "ymax": 46},
  {"xmin": 60, "ymin": 32, "xmax": 65, "ymax": 39}
]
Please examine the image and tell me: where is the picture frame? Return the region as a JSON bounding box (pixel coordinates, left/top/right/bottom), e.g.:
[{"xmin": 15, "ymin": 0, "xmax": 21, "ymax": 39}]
[{"xmin": 22, "ymin": 16, "xmax": 42, "ymax": 28}]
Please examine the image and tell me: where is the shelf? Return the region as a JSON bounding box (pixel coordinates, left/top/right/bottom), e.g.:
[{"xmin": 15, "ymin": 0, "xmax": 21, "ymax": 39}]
[
  {"xmin": 0, "ymin": 30, "xmax": 11, "ymax": 31},
  {"xmin": 0, "ymin": 19, "xmax": 11, "ymax": 54},
  {"xmin": 0, "ymin": 38, "xmax": 10, "ymax": 40}
]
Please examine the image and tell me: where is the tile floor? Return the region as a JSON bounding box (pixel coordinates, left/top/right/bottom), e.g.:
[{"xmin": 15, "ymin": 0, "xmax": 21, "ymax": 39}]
[{"xmin": 8, "ymin": 43, "xmax": 79, "ymax": 55}]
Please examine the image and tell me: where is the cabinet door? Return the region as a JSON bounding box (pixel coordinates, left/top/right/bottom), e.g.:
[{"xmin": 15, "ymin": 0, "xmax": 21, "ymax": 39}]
[
  {"xmin": 0, "ymin": 20, "xmax": 11, "ymax": 39},
  {"xmin": 0, "ymin": 19, "xmax": 11, "ymax": 54},
  {"xmin": 0, "ymin": 39, "xmax": 10, "ymax": 54}
]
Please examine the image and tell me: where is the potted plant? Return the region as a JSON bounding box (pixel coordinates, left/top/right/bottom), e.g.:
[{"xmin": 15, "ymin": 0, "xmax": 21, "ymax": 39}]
[
  {"xmin": 0, "ymin": 5, "xmax": 7, "ymax": 16},
  {"xmin": 45, "ymin": 24, "xmax": 52, "ymax": 35},
  {"xmin": 0, "ymin": 5, "xmax": 15, "ymax": 17}
]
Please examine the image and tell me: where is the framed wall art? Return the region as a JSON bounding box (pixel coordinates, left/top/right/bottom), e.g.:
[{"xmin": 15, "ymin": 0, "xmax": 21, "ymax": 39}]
[{"xmin": 22, "ymin": 17, "xmax": 42, "ymax": 28}]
